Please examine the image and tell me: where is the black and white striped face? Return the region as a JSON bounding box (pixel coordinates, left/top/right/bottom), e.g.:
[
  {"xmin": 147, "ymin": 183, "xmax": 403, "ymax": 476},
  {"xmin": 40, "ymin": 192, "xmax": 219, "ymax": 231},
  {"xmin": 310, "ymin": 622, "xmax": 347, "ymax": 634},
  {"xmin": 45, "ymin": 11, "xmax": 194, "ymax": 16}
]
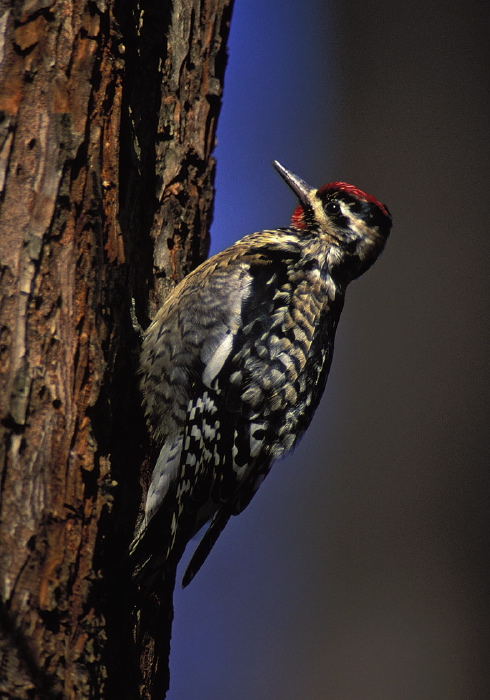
[
  {"xmin": 273, "ymin": 160, "xmax": 392, "ymax": 273},
  {"xmin": 317, "ymin": 183, "xmax": 392, "ymax": 238}
]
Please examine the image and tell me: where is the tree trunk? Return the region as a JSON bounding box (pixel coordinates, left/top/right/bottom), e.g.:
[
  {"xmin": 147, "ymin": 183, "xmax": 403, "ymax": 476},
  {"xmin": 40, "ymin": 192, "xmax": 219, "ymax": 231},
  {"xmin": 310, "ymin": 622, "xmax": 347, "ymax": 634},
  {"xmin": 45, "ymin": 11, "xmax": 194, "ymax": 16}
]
[{"xmin": 0, "ymin": 0, "xmax": 233, "ymax": 697}]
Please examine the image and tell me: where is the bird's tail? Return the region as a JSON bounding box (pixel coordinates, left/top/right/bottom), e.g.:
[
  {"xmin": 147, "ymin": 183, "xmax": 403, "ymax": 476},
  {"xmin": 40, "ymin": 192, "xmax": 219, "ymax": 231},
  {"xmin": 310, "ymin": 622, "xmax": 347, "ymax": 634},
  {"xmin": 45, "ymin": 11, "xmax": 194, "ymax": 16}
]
[
  {"xmin": 182, "ymin": 508, "xmax": 232, "ymax": 587},
  {"xmin": 129, "ymin": 498, "xmax": 180, "ymax": 599}
]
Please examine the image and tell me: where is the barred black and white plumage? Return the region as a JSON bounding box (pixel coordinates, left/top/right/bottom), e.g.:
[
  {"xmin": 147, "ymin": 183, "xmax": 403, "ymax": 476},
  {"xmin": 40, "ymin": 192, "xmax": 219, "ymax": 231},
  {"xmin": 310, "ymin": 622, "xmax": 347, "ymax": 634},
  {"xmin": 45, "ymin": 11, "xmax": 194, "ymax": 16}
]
[{"xmin": 130, "ymin": 161, "xmax": 392, "ymax": 591}]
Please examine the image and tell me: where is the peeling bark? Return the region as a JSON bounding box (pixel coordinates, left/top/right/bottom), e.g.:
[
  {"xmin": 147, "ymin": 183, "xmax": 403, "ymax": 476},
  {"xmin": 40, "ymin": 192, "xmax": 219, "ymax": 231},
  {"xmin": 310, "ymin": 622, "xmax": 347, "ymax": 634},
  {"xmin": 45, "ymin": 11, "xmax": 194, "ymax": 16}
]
[{"xmin": 0, "ymin": 0, "xmax": 233, "ymax": 697}]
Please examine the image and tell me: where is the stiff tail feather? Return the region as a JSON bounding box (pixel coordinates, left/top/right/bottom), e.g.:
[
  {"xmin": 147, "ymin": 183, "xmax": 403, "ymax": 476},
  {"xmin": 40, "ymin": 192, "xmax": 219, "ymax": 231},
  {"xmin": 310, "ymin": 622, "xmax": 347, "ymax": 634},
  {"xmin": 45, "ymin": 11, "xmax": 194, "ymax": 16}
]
[{"xmin": 182, "ymin": 508, "xmax": 232, "ymax": 587}]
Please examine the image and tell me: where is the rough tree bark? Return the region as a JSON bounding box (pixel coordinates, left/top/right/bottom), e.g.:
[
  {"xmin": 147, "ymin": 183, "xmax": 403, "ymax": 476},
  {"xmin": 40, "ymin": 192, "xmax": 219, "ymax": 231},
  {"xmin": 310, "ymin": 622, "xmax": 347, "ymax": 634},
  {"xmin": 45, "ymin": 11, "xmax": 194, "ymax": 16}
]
[{"xmin": 0, "ymin": 0, "xmax": 233, "ymax": 697}]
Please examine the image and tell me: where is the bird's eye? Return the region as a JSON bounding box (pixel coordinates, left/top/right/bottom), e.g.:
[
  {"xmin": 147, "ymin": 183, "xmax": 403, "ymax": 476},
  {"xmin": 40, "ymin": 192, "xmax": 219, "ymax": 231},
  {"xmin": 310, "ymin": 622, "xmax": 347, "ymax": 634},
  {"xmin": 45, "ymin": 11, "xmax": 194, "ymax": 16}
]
[{"xmin": 325, "ymin": 201, "xmax": 341, "ymax": 215}]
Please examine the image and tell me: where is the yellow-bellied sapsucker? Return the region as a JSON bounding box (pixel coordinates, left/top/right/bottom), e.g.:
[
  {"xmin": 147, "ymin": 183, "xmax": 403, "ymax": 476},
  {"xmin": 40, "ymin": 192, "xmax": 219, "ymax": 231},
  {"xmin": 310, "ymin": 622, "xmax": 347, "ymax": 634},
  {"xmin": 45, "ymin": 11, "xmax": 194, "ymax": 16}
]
[{"xmin": 131, "ymin": 161, "xmax": 392, "ymax": 590}]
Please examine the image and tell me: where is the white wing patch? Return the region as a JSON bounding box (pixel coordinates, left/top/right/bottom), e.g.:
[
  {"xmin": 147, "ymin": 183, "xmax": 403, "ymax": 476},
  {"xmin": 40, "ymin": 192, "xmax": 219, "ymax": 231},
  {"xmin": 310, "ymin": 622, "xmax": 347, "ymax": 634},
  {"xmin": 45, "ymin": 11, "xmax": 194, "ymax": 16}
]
[{"xmin": 202, "ymin": 330, "xmax": 234, "ymax": 386}]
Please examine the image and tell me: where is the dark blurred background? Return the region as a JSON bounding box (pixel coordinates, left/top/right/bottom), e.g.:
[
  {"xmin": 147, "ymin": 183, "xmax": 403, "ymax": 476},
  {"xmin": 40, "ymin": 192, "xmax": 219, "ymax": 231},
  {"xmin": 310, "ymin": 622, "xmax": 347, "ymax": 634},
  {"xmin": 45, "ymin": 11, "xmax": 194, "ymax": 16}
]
[{"xmin": 169, "ymin": 0, "xmax": 490, "ymax": 697}]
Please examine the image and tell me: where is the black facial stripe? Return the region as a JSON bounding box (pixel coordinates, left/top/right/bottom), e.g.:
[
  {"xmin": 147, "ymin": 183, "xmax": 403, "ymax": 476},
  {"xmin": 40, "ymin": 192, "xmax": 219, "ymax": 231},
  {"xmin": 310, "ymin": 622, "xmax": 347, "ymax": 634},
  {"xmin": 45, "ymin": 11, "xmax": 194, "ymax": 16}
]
[
  {"xmin": 319, "ymin": 188, "xmax": 391, "ymax": 239},
  {"xmin": 337, "ymin": 192, "xmax": 371, "ymax": 219},
  {"xmin": 332, "ymin": 214, "xmax": 350, "ymax": 229}
]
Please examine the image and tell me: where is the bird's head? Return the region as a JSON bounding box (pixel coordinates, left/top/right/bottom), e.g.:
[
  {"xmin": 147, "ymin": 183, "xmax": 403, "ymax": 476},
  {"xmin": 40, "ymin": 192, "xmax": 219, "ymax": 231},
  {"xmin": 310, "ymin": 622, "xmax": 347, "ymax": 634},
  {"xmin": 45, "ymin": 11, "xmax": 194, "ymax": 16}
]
[{"xmin": 274, "ymin": 160, "xmax": 392, "ymax": 277}]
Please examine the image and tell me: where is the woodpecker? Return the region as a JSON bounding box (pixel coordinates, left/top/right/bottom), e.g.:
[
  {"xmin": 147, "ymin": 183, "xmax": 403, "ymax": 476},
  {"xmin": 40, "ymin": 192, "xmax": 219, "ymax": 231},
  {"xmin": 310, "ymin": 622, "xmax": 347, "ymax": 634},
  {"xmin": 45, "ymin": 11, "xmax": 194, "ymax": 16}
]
[{"xmin": 131, "ymin": 161, "xmax": 392, "ymax": 591}]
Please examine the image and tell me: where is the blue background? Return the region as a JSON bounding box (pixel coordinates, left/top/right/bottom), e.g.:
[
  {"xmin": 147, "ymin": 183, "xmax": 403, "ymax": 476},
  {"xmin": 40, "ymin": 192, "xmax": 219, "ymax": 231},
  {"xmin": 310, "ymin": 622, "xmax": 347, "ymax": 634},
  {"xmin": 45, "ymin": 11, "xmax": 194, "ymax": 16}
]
[{"xmin": 168, "ymin": 0, "xmax": 489, "ymax": 697}]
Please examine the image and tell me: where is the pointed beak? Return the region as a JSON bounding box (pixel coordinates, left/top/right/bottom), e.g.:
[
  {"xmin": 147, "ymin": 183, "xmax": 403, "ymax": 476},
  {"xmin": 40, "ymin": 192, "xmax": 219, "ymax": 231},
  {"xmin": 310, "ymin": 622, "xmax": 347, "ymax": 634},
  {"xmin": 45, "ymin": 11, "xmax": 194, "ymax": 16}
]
[{"xmin": 273, "ymin": 160, "xmax": 314, "ymax": 206}]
